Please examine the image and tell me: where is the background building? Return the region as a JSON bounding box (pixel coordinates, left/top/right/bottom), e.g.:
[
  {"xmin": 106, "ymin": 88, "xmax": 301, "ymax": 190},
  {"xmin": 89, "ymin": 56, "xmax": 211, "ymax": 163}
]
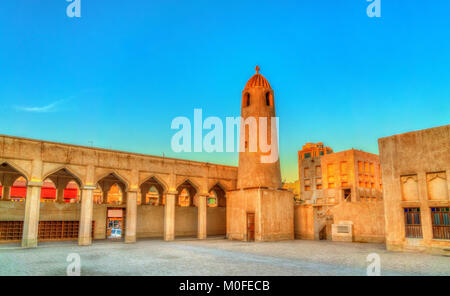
[
  {"xmin": 295, "ymin": 146, "xmax": 385, "ymax": 243},
  {"xmin": 379, "ymin": 124, "xmax": 450, "ymax": 255},
  {"xmin": 298, "ymin": 143, "xmax": 333, "ymax": 201}
]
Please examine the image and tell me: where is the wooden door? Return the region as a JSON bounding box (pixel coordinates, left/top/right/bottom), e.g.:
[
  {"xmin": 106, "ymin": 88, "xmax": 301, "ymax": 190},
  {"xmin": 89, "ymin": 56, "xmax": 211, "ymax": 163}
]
[{"xmin": 247, "ymin": 213, "xmax": 255, "ymax": 242}]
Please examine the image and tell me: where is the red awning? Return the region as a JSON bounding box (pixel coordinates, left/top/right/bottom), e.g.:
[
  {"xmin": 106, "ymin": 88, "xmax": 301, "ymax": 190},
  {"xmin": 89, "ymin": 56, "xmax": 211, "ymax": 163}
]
[{"xmin": 0, "ymin": 185, "xmax": 77, "ymax": 200}]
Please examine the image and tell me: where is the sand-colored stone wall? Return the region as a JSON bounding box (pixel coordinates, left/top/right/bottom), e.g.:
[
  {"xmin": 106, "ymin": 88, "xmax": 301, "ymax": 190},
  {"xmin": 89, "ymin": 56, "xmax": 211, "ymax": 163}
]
[
  {"xmin": 260, "ymin": 189, "xmax": 294, "ymax": 241},
  {"xmin": 294, "ymin": 204, "xmax": 316, "ymax": 240},
  {"xmin": 227, "ymin": 189, "xmax": 258, "ymax": 241},
  {"xmin": 227, "ymin": 188, "xmax": 294, "ymax": 241},
  {"xmin": 330, "ymin": 200, "xmax": 385, "ymax": 243},
  {"xmin": 379, "ymin": 124, "xmax": 450, "ymax": 254},
  {"xmin": 136, "ymin": 205, "xmax": 164, "ymax": 238},
  {"xmin": 175, "ymin": 207, "xmax": 198, "ymax": 237},
  {"xmin": 207, "ymin": 207, "xmax": 226, "ymax": 236},
  {"xmin": 0, "ymin": 201, "xmax": 25, "ymax": 221}
]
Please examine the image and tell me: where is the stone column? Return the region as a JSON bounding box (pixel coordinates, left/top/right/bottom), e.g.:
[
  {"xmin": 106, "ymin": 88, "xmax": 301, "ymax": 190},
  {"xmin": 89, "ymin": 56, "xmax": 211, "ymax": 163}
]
[
  {"xmin": 78, "ymin": 185, "xmax": 95, "ymax": 246},
  {"xmin": 197, "ymin": 194, "xmax": 208, "ymax": 239},
  {"xmin": 21, "ymin": 181, "xmax": 42, "ymax": 248},
  {"xmin": 2, "ymin": 186, "xmax": 11, "ymax": 201},
  {"xmin": 140, "ymin": 191, "xmax": 146, "ymax": 205},
  {"xmin": 102, "ymin": 191, "xmax": 108, "ymax": 204},
  {"xmin": 125, "ymin": 191, "xmax": 137, "ymax": 243},
  {"xmin": 56, "ymin": 185, "xmax": 65, "ymax": 203},
  {"xmin": 1, "ymin": 174, "xmax": 17, "ymax": 201},
  {"xmin": 164, "ymin": 192, "xmax": 176, "ymax": 241}
]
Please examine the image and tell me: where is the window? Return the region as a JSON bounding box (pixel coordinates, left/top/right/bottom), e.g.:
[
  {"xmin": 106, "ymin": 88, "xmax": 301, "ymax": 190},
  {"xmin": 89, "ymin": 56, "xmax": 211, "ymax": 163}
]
[
  {"xmin": 305, "ymin": 185, "xmax": 311, "ymax": 191},
  {"xmin": 358, "ymin": 161, "xmax": 363, "ymax": 171},
  {"xmin": 316, "ymin": 184, "xmax": 322, "ymax": 190},
  {"xmin": 327, "ymin": 164, "xmax": 335, "ymax": 176},
  {"xmin": 319, "ymin": 151, "xmax": 324, "ymax": 156},
  {"xmin": 404, "ymin": 208, "xmax": 423, "ymax": 238},
  {"xmin": 243, "ymin": 93, "xmax": 250, "ymax": 107},
  {"xmin": 304, "ymin": 152, "xmax": 311, "ymax": 159},
  {"xmin": 431, "ymin": 207, "xmax": 450, "ymax": 240},
  {"xmin": 265, "ymin": 92, "xmax": 271, "ymax": 106},
  {"xmin": 315, "ymin": 166, "xmax": 321, "ymax": 176},
  {"xmin": 304, "ymin": 167, "xmax": 310, "ymax": 177}
]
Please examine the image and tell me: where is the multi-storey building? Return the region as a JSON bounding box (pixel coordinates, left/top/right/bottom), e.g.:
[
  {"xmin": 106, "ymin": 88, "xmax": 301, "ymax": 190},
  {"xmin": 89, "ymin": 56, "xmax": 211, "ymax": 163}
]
[{"xmin": 297, "ymin": 143, "xmax": 332, "ymax": 201}]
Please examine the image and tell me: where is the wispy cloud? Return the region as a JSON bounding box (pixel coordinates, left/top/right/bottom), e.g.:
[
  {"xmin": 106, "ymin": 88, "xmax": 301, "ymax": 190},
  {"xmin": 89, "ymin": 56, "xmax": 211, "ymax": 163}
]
[{"xmin": 14, "ymin": 100, "xmax": 65, "ymax": 113}]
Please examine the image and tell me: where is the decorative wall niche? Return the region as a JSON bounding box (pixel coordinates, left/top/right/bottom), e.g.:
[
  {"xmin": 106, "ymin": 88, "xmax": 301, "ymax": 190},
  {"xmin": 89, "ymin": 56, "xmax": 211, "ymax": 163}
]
[
  {"xmin": 426, "ymin": 172, "xmax": 448, "ymax": 201},
  {"xmin": 400, "ymin": 175, "xmax": 419, "ymax": 201}
]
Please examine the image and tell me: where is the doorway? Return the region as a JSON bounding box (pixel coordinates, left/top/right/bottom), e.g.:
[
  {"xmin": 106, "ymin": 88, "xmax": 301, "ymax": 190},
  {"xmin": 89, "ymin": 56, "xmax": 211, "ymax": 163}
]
[
  {"xmin": 106, "ymin": 208, "xmax": 125, "ymax": 239},
  {"xmin": 343, "ymin": 189, "xmax": 352, "ymax": 202},
  {"xmin": 247, "ymin": 212, "xmax": 255, "ymax": 242}
]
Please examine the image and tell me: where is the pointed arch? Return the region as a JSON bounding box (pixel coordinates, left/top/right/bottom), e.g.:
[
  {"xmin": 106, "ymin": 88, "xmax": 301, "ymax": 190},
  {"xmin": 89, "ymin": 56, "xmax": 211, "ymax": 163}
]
[
  {"xmin": 140, "ymin": 175, "xmax": 168, "ymax": 193},
  {"xmin": 176, "ymin": 179, "xmax": 199, "ymax": 207},
  {"xmin": 176, "ymin": 178, "xmax": 200, "ymax": 192},
  {"xmin": 140, "ymin": 175, "xmax": 167, "ymax": 206},
  {"xmin": 95, "ymin": 170, "xmax": 129, "ymax": 192},
  {"xmin": 209, "ymin": 181, "xmax": 227, "ymax": 193},
  {"xmin": 42, "ymin": 166, "xmax": 84, "ymax": 188},
  {"xmin": 209, "ymin": 182, "xmax": 226, "ymax": 207},
  {"xmin": 0, "ymin": 160, "xmax": 30, "ymax": 182}
]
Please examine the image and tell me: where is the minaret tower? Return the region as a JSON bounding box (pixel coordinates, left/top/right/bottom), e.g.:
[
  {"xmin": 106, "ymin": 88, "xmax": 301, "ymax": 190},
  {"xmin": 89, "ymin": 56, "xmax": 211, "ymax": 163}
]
[
  {"xmin": 227, "ymin": 66, "xmax": 294, "ymax": 242},
  {"xmin": 237, "ymin": 65, "xmax": 282, "ymax": 189}
]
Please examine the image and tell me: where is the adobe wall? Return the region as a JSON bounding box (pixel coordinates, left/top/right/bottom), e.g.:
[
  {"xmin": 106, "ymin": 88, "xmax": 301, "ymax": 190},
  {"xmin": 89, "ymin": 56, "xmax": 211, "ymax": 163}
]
[
  {"xmin": 227, "ymin": 188, "xmax": 294, "ymax": 242},
  {"xmin": 379, "ymin": 124, "xmax": 450, "ymax": 254},
  {"xmin": 175, "ymin": 207, "xmax": 198, "ymax": 237},
  {"xmin": 294, "ymin": 204, "xmax": 314, "ymax": 239},
  {"xmin": 227, "ymin": 189, "xmax": 257, "ymax": 241},
  {"xmin": 330, "ymin": 200, "xmax": 385, "ymax": 243},
  {"xmin": 0, "ymin": 201, "xmax": 25, "ymax": 221},
  {"xmin": 207, "ymin": 207, "xmax": 226, "ymax": 236},
  {"xmin": 259, "ymin": 189, "xmax": 294, "ymax": 241},
  {"xmin": 136, "ymin": 205, "xmax": 164, "ymax": 238}
]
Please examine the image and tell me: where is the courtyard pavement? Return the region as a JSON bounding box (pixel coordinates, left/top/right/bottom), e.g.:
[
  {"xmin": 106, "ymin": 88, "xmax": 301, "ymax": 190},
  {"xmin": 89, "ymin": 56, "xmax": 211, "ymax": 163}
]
[{"xmin": 0, "ymin": 238, "xmax": 449, "ymax": 276}]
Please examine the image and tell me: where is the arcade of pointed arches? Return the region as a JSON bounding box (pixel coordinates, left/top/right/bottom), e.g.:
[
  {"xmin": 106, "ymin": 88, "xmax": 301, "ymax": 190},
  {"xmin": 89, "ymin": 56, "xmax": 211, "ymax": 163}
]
[{"xmin": 0, "ymin": 159, "xmax": 230, "ymax": 245}]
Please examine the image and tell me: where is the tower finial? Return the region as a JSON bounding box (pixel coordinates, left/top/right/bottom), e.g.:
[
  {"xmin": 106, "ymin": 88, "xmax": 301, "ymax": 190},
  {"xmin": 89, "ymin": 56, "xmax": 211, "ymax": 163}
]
[{"xmin": 255, "ymin": 65, "xmax": 260, "ymax": 74}]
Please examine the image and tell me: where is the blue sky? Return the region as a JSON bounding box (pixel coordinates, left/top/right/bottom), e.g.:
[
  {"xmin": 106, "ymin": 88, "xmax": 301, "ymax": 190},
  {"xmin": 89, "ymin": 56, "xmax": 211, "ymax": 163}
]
[{"xmin": 0, "ymin": 1, "xmax": 449, "ymax": 182}]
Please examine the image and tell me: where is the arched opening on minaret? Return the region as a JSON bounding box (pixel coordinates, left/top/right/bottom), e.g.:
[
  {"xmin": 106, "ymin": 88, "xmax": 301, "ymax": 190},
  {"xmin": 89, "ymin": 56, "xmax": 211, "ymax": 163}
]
[
  {"xmin": 265, "ymin": 92, "xmax": 273, "ymax": 107},
  {"xmin": 243, "ymin": 93, "xmax": 250, "ymax": 107}
]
